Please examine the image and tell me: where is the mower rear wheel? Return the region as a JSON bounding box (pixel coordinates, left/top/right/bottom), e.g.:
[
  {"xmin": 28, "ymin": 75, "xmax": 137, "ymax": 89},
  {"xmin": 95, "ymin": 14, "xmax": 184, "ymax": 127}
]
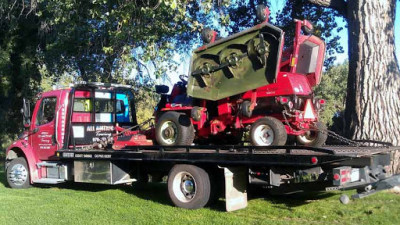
[
  {"xmin": 296, "ymin": 122, "xmax": 328, "ymax": 147},
  {"xmin": 156, "ymin": 112, "xmax": 195, "ymax": 146},
  {"xmin": 250, "ymin": 117, "xmax": 287, "ymax": 146}
]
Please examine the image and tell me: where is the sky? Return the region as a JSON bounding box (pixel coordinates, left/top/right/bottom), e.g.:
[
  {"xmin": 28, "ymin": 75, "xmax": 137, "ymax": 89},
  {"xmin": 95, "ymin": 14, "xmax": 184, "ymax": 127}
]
[{"xmin": 164, "ymin": 1, "xmax": 400, "ymax": 86}]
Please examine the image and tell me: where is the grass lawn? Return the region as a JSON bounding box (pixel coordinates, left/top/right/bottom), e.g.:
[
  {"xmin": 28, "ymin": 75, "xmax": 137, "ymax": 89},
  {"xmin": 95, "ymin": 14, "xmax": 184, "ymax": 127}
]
[{"xmin": 1, "ymin": 162, "xmax": 400, "ymax": 225}]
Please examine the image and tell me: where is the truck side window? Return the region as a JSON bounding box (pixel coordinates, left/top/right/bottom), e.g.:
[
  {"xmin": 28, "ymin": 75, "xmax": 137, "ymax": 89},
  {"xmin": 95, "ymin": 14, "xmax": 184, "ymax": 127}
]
[
  {"xmin": 116, "ymin": 92, "xmax": 137, "ymax": 124},
  {"xmin": 35, "ymin": 97, "xmax": 57, "ymax": 126}
]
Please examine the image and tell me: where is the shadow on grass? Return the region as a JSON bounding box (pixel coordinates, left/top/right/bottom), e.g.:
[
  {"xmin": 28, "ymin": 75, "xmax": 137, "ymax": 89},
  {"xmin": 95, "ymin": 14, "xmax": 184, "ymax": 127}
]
[
  {"xmin": 55, "ymin": 181, "xmax": 228, "ymax": 211},
  {"xmin": 248, "ymin": 185, "xmax": 338, "ymax": 210},
  {"xmin": 0, "ymin": 160, "xmax": 337, "ymax": 211},
  {"xmin": 56, "ymin": 181, "xmax": 174, "ymax": 206},
  {"xmin": 0, "ymin": 160, "xmax": 226, "ymax": 210}
]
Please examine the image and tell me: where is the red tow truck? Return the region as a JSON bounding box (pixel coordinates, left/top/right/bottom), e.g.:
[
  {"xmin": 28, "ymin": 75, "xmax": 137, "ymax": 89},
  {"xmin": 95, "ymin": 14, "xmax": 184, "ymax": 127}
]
[{"xmin": 5, "ymin": 82, "xmax": 400, "ymax": 211}]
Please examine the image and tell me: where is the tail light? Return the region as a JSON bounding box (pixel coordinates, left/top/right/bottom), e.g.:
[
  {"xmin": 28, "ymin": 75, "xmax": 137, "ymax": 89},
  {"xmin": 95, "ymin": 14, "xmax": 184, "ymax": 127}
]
[
  {"xmin": 277, "ymin": 97, "xmax": 293, "ymax": 109},
  {"xmin": 278, "ymin": 97, "xmax": 289, "ymax": 104},
  {"xmin": 332, "ymin": 166, "xmax": 352, "ymax": 186},
  {"xmin": 314, "ymin": 98, "xmax": 326, "ymax": 110},
  {"xmin": 311, "ymin": 157, "xmax": 318, "ymax": 164}
]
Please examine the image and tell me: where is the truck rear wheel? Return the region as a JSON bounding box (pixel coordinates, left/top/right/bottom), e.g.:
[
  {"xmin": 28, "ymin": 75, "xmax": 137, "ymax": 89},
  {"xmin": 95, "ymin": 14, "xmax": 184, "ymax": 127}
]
[
  {"xmin": 156, "ymin": 112, "xmax": 195, "ymax": 146},
  {"xmin": 6, "ymin": 157, "xmax": 31, "ymax": 189},
  {"xmin": 250, "ymin": 117, "xmax": 287, "ymax": 146},
  {"xmin": 167, "ymin": 164, "xmax": 211, "ymax": 209},
  {"xmin": 296, "ymin": 122, "xmax": 328, "ymax": 147}
]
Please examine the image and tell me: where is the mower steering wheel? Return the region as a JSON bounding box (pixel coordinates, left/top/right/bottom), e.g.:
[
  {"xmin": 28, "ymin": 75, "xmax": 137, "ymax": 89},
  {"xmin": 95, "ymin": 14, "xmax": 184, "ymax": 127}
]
[{"xmin": 179, "ymin": 74, "xmax": 188, "ymax": 85}]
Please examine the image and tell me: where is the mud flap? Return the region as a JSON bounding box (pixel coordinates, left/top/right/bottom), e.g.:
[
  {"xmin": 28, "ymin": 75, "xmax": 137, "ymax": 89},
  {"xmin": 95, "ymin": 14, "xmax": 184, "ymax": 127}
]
[{"xmin": 221, "ymin": 166, "xmax": 248, "ymax": 212}]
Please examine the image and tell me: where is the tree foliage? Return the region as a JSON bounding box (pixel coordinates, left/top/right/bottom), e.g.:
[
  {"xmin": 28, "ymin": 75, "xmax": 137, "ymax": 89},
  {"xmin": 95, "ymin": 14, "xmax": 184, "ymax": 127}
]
[
  {"xmin": 314, "ymin": 62, "xmax": 348, "ymax": 126},
  {"xmin": 0, "ymin": 1, "xmax": 42, "ymax": 147},
  {"xmin": 37, "ymin": 0, "xmax": 198, "ymax": 82}
]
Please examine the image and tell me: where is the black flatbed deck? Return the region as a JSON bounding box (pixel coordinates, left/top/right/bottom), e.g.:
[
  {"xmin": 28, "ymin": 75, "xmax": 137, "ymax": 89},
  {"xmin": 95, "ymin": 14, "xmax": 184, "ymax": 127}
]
[{"xmin": 57, "ymin": 145, "xmax": 399, "ymax": 167}]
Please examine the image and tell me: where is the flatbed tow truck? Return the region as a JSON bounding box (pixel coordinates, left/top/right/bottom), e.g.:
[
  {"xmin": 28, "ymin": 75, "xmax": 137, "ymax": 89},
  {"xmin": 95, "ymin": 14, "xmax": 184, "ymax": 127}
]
[
  {"xmin": 5, "ymin": 82, "xmax": 400, "ymax": 211},
  {"xmin": 5, "ymin": 5, "xmax": 400, "ymax": 211}
]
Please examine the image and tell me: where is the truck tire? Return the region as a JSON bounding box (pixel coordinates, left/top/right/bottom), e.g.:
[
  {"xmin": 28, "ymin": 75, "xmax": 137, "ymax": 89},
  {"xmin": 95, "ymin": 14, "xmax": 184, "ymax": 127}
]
[
  {"xmin": 250, "ymin": 117, "xmax": 287, "ymax": 146},
  {"xmin": 296, "ymin": 122, "xmax": 328, "ymax": 147},
  {"xmin": 6, "ymin": 157, "xmax": 31, "ymax": 189},
  {"xmin": 156, "ymin": 112, "xmax": 195, "ymax": 146},
  {"xmin": 167, "ymin": 164, "xmax": 211, "ymax": 209}
]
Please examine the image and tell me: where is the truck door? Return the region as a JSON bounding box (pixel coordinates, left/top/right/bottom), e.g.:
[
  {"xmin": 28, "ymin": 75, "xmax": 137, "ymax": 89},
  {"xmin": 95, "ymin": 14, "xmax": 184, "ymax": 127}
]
[{"xmin": 30, "ymin": 94, "xmax": 59, "ymax": 160}]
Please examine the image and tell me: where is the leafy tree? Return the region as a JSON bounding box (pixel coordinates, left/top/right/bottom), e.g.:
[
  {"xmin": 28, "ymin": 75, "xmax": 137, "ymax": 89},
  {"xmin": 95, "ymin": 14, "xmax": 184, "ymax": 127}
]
[
  {"xmin": 314, "ymin": 62, "xmax": 348, "ymax": 126},
  {"xmin": 37, "ymin": 0, "xmax": 198, "ymax": 82},
  {"xmin": 0, "ymin": 1, "xmax": 42, "ymax": 150}
]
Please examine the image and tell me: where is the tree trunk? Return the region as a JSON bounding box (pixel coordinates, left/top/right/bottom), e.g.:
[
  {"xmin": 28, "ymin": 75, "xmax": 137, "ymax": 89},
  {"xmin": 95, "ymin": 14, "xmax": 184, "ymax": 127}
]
[{"xmin": 344, "ymin": 0, "xmax": 400, "ymax": 148}]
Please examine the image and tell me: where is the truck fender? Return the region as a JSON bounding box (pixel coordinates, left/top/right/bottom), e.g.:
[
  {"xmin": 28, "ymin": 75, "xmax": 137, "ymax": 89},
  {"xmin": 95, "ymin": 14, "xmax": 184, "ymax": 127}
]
[{"xmin": 6, "ymin": 140, "xmax": 40, "ymax": 183}]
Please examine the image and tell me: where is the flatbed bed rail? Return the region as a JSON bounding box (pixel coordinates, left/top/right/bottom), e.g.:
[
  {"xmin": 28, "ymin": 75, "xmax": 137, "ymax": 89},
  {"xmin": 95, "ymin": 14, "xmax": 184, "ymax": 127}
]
[{"xmin": 57, "ymin": 145, "xmax": 399, "ymax": 167}]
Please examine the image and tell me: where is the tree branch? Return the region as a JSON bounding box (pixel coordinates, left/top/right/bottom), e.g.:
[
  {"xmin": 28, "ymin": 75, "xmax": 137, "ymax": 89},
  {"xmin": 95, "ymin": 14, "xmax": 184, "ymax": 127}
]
[{"xmin": 308, "ymin": 0, "xmax": 347, "ymax": 17}]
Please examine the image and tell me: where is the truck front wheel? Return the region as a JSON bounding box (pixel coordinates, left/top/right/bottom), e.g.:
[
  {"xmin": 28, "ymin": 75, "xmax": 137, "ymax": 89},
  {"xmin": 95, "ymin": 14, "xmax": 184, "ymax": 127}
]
[
  {"xmin": 156, "ymin": 112, "xmax": 195, "ymax": 146},
  {"xmin": 167, "ymin": 164, "xmax": 211, "ymax": 209},
  {"xmin": 6, "ymin": 157, "xmax": 31, "ymax": 189},
  {"xmin": 250, "ymin": 117, "xmax": 287, "ymax": 146}
]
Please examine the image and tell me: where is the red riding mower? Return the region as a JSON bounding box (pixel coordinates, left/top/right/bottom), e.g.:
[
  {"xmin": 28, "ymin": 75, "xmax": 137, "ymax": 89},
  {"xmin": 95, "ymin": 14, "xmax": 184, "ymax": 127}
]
[{"xmin": 154, "ymin": 5, "xmax": 327, "ymax": 147}]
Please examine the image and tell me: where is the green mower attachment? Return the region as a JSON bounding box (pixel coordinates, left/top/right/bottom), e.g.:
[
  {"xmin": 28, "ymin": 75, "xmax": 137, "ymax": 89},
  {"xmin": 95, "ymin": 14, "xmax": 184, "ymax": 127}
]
[{"xmin": 187, "ymin": 23, "xmax": 284, "ymax": 101}]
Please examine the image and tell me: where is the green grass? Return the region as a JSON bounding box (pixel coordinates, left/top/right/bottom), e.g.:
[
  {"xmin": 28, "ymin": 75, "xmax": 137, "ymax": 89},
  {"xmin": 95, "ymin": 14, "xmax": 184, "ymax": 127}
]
[{"xmin": 1, "ymin": 162, "xmax": 400, "ymax": 225}]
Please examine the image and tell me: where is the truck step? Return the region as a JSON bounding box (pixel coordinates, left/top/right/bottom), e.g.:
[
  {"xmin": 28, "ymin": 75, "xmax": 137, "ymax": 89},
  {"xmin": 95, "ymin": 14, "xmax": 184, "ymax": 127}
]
[
  {"xmin": 37, "ymin": 161, "xmax": 61, "ymax": 168},
  {"xmin": 33, "ymin": 178, "xmax": 66, "ymax": 184}
]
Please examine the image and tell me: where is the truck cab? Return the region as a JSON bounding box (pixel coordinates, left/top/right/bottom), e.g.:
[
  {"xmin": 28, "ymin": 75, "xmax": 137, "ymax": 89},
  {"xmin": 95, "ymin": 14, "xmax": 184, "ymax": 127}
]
[{"xmin": 5, "ymin": 82, "xmax": 151, "ymax": 187}]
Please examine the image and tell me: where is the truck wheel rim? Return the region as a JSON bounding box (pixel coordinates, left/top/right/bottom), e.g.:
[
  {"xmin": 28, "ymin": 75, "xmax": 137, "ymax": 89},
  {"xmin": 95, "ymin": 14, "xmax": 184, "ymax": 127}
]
[
  {"xmin": 8, "ymin": 164, "xmax": 28, "ymax": 186},
  {"xmin": 172, "ymin": 172, "xmax": 196, "ymax": 202},
  {"xmin": 160, "ymin": 121, "xmax": 178, "ymax": 145},
  {"xmin": 253, "ymin": 124, "xmax": 274, "ymax": 146},
  {"xmin": 298, "ymin": 131, "xmax": 317, "ymax": 144}
]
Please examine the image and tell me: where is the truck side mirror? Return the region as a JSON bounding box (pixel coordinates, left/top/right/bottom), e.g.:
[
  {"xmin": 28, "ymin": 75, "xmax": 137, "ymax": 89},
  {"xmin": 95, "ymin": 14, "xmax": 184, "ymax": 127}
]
[{"xmin": 22, "ymin": 98, "xmax": 31, "ymax": 128}]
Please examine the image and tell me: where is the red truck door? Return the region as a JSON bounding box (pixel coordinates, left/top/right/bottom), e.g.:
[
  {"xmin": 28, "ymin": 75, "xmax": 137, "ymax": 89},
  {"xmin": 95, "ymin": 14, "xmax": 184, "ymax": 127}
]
[{"xmin": 30, "ymin": 92, "xmax": 60, "ymax": 160}]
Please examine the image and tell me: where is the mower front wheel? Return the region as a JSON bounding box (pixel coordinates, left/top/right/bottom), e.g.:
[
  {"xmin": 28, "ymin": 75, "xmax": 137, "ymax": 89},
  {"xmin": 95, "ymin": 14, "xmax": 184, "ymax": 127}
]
[
  {"xmin": 155, "ymin": 112, "xmax": 195, "ymax": 146},
  {"xmin": 250, "ymin": 117, "xmax": 287, "ymax": 146}
]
